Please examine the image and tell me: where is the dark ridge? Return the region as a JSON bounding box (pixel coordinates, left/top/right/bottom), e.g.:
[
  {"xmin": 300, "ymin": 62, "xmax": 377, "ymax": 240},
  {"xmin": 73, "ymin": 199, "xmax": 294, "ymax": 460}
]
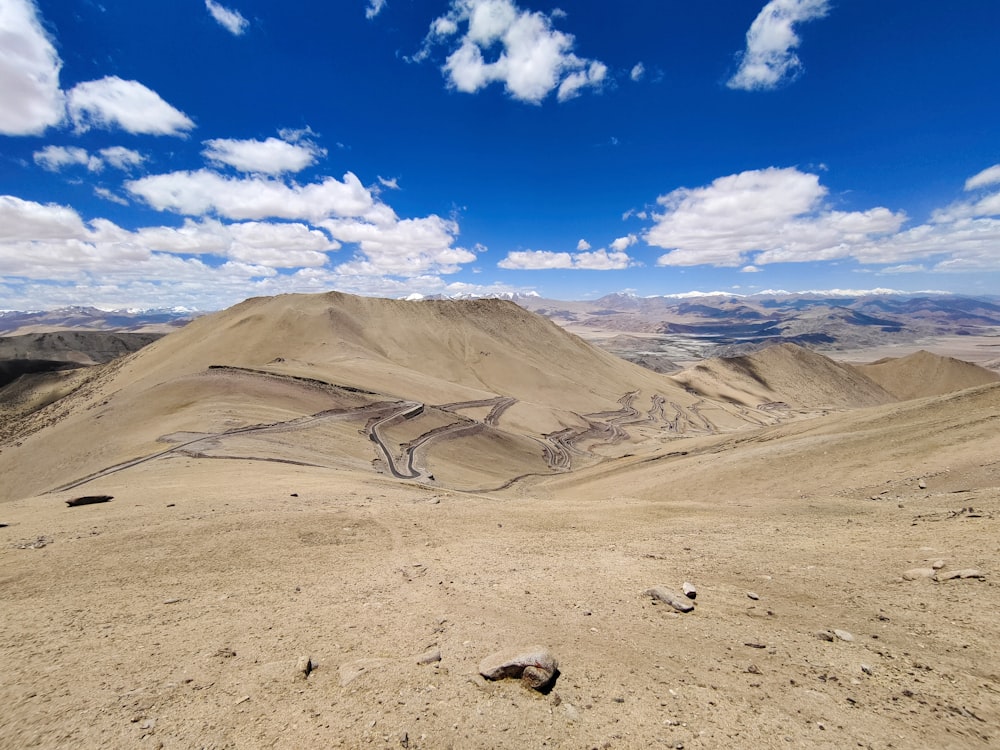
[
  {"xmin": 66, "ymin": 495, "xmax": 113, "ymax": 507},
  {"xmin": 0, "ymin": 359, "xmax": 83, "ymax": 388}
]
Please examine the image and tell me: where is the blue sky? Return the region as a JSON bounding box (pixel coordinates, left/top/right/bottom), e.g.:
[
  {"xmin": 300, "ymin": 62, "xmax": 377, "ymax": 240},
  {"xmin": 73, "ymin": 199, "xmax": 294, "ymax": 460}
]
[{"xmin": 1, "ymin": 0, "xmax": 999, "ymax": 310}]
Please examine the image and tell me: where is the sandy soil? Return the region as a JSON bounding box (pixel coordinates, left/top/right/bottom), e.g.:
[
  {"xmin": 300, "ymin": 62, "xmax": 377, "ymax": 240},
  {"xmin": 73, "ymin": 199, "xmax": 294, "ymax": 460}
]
[{"xmin": 2, "ymin": 293, "xmax": 998, "ymax": 749}]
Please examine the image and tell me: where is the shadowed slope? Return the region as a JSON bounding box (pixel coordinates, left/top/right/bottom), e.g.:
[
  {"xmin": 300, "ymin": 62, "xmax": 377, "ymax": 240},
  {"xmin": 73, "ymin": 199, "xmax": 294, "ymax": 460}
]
[{"xmin": 669, "ymin": 342, "xmax": 895, "ymax": 409}]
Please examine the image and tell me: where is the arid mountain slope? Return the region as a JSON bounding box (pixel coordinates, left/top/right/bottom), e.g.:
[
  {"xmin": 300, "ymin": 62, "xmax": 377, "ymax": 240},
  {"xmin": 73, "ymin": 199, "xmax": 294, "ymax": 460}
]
[
  {"xmin": 854, "ymin": 349, "xmax": 1000, "ymax": 400},
  {"xmin": 0, "ymin": 292, "xmax": 773, "ymax": 502},
  {"xmin": 3, "ymin": 295, "xmax": 1000, "ymax": 749},
  {"xmin": 669, "ymin": 342, "xmax": 895, "ymax": 410}
]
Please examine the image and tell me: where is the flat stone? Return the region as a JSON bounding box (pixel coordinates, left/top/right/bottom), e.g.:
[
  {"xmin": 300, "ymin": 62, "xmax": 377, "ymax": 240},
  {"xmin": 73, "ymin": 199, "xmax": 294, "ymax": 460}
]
[
  {"xmin": 415, "ymin": 648, "xmax": 441, "ymax": 665},
  {"xmin": 936, "ymin": 568, "xmax": 984, "ymax": 581},
  {"xmin": 682, "ymin": 582, "xmax": 697, "ymax": 599},
  {"xmin": 644, "ymin": 586, "xmax": 695, "ymax": 613},
  {"xmin": 339, "ymin": 658, "xmax": 394, "ymax": 687},
  {"xmin": 902, "ymin": 568, "xmax": 935, "ymax": 580},
  {"xmin": 746, "ymin": 591, "xmax": 760, "ymax": 601},
  {"xmin": 478, "ymin": 645, "xmax": 558, "ymax": 690},
  {"xmin": 833, "ymin": 629, "xmax": 854, "ymax": 642}
]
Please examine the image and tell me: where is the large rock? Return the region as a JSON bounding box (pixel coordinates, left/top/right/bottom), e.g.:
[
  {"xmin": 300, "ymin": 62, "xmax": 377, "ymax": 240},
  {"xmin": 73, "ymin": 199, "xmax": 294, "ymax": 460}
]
[{"xmin": 478, "ymin": 645, "xmax": 559, "ymax": 690}]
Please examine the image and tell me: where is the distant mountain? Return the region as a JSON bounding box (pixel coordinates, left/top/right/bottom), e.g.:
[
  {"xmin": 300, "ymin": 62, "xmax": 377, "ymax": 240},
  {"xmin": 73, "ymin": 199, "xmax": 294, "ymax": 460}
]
[
  {"xmin": 0, "ymin": 306, "xmax": 196, "ymax": 335},
  {"xmin": 512, "ymin": 291, "xmax": 1000, "ymax": 365}
]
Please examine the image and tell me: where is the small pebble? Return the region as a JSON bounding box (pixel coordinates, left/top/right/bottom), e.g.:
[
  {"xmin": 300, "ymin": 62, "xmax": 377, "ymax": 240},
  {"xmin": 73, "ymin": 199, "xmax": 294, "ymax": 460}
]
[
  {"xmin": 833, "ymin": 629, "xmax": 854, "ymax": 642},
  {"xmin": 746, "ymin": 591, "xmax": 759, "ymax": 601}
]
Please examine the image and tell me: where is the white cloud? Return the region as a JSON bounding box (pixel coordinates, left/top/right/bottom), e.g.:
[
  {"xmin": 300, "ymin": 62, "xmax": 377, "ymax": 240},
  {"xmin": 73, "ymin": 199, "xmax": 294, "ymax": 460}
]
[
  {"xmin": 202, "ymin": 136, "xmax": 326, "ymax": 174},
  {"xmin": 576, "ymin": 239, "xmax": 591, "ymax": 251},
  {"xmin": 498, "ymin": 247, "xmax": 633, "ymax": 270},
  {"xmin": 0, "ymin": 195, "xmax": 88, "ymax": 240},
  {"xmin": 99, "ymin": 146, "xmax": 145, "ymax": 170},
  {"xmin": 365, "ymin": 0, "xmax": 387, "ymax": 19},
  {"xmin": 965, "ymin": 164, "xmax": 1000, "ymax": 191},
  {"xmin": 740, "ymin": 265, "xmax": 761, "ymax": 273},
  {"xmin": 33, "ymin": 144, "xmax": 147, "ymax": 173},
  {"xmin": 322, "ymin": 215, "xmax": 476, "ymax": 276},
  {"xmin": 126, "ymin": 170, "xmax": 381, "ymax": 223},
  {"xmin": 205, "ymin": 0, "xmax": 249, "ymax": 36},
  {"xmin": 377, "ymin": 176, "xmax": 400, "ymax": 190},
  {"xmin": 0, "ymin": 0, "xmax": 65, "ymax": 135},
  {"xmin": 610, "ymin": 233, "xmax": 637, "ymax": 252},
  {"xmin": 67, "ymin": 76, "xmax": 195, "ymax": 136},
  {"xmin": 647, "ymin": 167, "xmax": 905, "ymax": 267},
  {"xmin": 420, "ymin": 0, "xmax": 607, "ymax": 104},
  {"xmin": 727, "ymin": 0, "xmax": 829, "ymax": 91},
  {"xmin": 94, "ymin": 187, "xmax": 129, "ymax": 206},
  {"xmin": 630, "ymin": 62, "xmax": 645, "ymax": 82},
  {"xmin": 34, "ymin": 145, "xmax": 102, "ymax": 172}
]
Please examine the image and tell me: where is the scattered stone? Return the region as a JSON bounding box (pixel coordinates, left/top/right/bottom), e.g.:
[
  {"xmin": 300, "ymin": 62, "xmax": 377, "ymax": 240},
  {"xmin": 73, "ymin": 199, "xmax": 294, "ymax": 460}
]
[
  {"xmin": 339, "ymin": 658, "xmax": 394, "ymax": 687},
  {"xmin": 861, "ymin": 664, "xmax": 873, "ymax": 675},
  {"xmin": 399, "ymin": 730, "xmax": 409, "ymax": 748},
  {"xmin": 747, "ymin": 664, "xmax": 762, "ymax": 675},
  {"xmin": 478, "ymin": 645, "xmax": 559, "ymax": 691},
  {"xmin": 66, "ymin": 495, "xmax": 113, "ymax": 507},
  {"xmin": 932, "ymin": 560, "xmax": 946, "ymax": 570},
  {"xmin": 14, "ymin": 535, "xmax": 51, "ymax": 550},
  {"xmin": 833, "ymin": 629, "xmax": 854, "ymax": 643},
  {"xmin": 162, "ymin": 598, "xmax": 181, "ymax": 605},
  {"xmin": 235, "ymin": 695, "xmax": 250, "ymax": 705},
  {"xmin": 682, "ymin": 582, "xmax": 697, "ymax": 599},
  {"xmin": 902, "ymin": 568, "xmax": 935, "ymax": 580},
  {"xmin": 140, "ymin": 719, "xmax": 156, "ymax": 731},
  {"xmin": 644, "ymin": 587, "xmax": 695, "ymax": 613},
  {"xmin": 816, "ymin": 631, "xmax": 835, "ymax": 642},
  {"xmin": 918, "ymin": 479, "xmax": 927, "ymax": 490},
  {"xmin": 935, "ymin": 569, "xmax": 984, "ymax": 581},
  {"xmin": 416, "ymin": 648, "xmax": 441, "ymax": 665},
  {"xmin": 746, "ymin": 591, "xmax": 760, "ymax": 601},
  {"xmin": 296, "ymin": 655, "xmax": 315, "ymax": 679},
  {"xmin": 744, "ymin": 642, "xmax": 767, "ymax": 649},
  {"xmin": 213, "ymin": 647, "xmax": 237, "ymax": 658}
]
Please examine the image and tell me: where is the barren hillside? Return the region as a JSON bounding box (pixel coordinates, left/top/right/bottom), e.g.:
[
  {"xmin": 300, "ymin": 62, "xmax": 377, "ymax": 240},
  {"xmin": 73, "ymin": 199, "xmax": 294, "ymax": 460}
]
[{"xmin": 1, "ymin": 293, "xmax": 998, "ymax": 750}]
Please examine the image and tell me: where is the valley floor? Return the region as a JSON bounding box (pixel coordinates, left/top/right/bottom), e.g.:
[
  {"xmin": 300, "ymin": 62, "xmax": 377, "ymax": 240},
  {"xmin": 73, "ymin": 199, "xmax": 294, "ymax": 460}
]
[{"xmin": 2, "ymin": 427, "xmax": 998, "ymax": 749}]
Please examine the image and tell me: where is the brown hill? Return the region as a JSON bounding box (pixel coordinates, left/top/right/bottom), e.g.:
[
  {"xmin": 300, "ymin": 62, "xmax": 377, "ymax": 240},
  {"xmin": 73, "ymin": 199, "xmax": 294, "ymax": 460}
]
[
  {"xmin": 3, "ymin": 294, "xmax": 1000, "ymax": 749},
  {"xmin": 0, "ymin": 292, "xmax": 773, "ymax": 502},
  {"xmin": 854, "ymin": 349, "xmax": 1000, "ymax": 400},
  {"xmin": 669, "ymin": 342, "xmax": 895, "ymax": 410}
]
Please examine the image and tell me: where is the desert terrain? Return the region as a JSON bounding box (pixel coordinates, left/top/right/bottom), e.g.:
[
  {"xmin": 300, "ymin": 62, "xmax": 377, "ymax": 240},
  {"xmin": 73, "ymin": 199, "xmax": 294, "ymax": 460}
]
[{"xmin": 1, "ymin": 291, "xmax": 998, "ymax": 749}]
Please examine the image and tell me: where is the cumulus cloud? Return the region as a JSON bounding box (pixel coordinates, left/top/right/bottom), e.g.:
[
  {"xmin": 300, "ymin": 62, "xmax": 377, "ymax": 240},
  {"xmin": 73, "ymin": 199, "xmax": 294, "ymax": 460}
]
[
  {"xmin": 322, "ymin": 215, "xmax": 476, "ymax": 276},
  {"xmin": 202, "ymin": 136, "xmax": 326, "ymax": 174},
  {"xmin": 99, "ymin": 146, "xmax": 145, "ymax": 170},
  {"xmin": 418, "ymin": 0, "xmax": 607, "ymax": 104},
  {"xmin": 0, "ymin": 195, "xmax": 88, "ymax": 241},
  {"xmin": 576, "ymin": 239, "xmax": 591, "ymax": 251},
  {"xmin": 498, "ymin": 247, "xmax": 633, "ymax": 270},
  {"xmin": 630, "ymin": 63, "xmax": 645, "ymax": 82},
  {"xmin": 34, "ymin": 145, "xmax": 102, "ymax": 172},
  {"xmin": 377, "ymin": 176, "xmax": 400, "ymax": 190},
  {"xmin": 67, "ymin": 76, "xmax": 195, "ymax": 136},
  {"xmin": 647, "ymin": 167, "xmax": 905, "ymax": 267},
  {"xmin": 727, "ymin": 0, "xmax": 829, "ymax": 91},
  {"xmin": 0, "ymin": 0, "xmax": 65, "ymax": 135},
  {"xmin": 33, "ymin": 144, "xmax": 145, "ymax": 172},
  {"xmin": 126, "ymin": 170, "xmax": 380, "ymax": 223},
  {"xmin": 610, "ymin": 233, "xmax": 637, "ymax": 252},
  {"xmin": 205, "ymin": 0, "xmax": 249, "ymax": 36}
]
